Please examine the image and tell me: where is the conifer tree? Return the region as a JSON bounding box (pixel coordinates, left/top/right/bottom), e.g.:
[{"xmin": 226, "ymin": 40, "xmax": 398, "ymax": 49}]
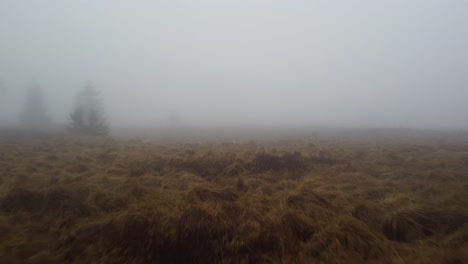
[{"xmin": 69, "ymin": 81, "xmax": 108, "ymax": 136}]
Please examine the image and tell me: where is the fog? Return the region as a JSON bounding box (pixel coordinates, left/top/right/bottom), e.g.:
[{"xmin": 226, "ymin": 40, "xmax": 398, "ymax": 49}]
[{"xmin": 1, "ymin": 0, "xmax": 467, "ymax": 132}]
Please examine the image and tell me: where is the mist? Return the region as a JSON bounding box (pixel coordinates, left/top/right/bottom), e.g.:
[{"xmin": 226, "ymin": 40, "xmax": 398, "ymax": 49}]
[
  {"xmin": 1, "ymin": 0, "xmax": 467, "ymax": 132},
  {"xmin": 2, "ymin": 2, "xmax": 468, "ymax": 262}
]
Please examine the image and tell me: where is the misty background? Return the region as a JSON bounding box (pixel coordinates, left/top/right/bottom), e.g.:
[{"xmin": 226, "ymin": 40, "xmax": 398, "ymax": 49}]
[{"xmin": 1, "ymin": 0, "xmax": 467, "ymax": 132}]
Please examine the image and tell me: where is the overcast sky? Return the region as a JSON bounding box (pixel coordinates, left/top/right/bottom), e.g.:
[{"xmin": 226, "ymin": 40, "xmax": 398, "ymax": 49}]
[{"xmin": 0, "ymin": 0, "xmax": 467, "ymax": 130}]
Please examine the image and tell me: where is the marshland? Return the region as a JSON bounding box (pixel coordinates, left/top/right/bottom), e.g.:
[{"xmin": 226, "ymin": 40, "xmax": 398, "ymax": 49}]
[
  {"xmin": 0, "ymin": 131, "xmax": 467, "ymax": 263},
  {"xmin": 1, "ymin": 1, "xmax": 468, "ymax": 263}
]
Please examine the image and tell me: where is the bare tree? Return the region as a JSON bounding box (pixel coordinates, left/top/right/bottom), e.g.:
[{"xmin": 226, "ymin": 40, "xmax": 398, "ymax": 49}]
[
  {"xmin": 18, "ymin": 83, "xmax": 51, "ymax": 131},
  {"xmin": 69, "ymin": 81, "xmax": 108, "ymax": 136}
]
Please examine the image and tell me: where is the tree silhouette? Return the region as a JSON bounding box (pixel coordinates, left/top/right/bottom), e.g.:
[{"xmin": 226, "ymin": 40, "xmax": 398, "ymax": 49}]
[
  {"xmin": 69, "ymin": 81, "xmax": 108, "ymax": 136},
  {"xmin": 18, "ymin": 83, "xmax": 51, "ymax": 130}
]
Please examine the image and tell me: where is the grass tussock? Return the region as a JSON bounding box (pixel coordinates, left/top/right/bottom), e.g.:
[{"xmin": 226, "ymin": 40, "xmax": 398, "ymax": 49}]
[
  {"xmin": 311, "ymin": 216, "xmax": 385, "ymax": 261},
  {"xmin": 0, "ymin": 136, "xmax": 467, "ymax": 263},
  {"xmin": 1, "ymin": 188, "xmax": 44, "ymax": 212},
  {"xmin": 61, "ymin": 211, "xmax": 174, "ymax": 263},
  {"xmin": 251, "ymin": 152, "xmax": 309, "ymax": 177},
  {"xmin": 351, "ymin": 200, "xmax": 382, "ymax": 227},
  {"xmin": 1, "ymin": 187, "xmax": 90, "ymax": 216},
  {"xmin": 383, "ymin": 207, "xmax": 468, "ymax": 242},
  {"xmin": 287, "ymin": 188, "xmax": 332, "ymax": 209},
  {"xmin": 281, "ymin": 210, "xmax": 315, "ymax": 242},
  {"xmin": 188, "ymin": 186, "xmax": 239, "ymax": 202}
]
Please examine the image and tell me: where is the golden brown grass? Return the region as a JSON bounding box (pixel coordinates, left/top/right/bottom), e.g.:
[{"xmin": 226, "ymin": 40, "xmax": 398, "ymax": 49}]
[{"xmin": 0, "ymin": 135, "xmax": 467, "ymax": 263}]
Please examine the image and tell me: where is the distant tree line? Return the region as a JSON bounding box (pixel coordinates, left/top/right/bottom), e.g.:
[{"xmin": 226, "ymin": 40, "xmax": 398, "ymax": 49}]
[{"xmin": 16, "ymin": 81, "xmax": 109, "ymax": 136}]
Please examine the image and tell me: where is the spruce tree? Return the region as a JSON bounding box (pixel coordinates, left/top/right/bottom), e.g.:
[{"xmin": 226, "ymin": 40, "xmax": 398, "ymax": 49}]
[{"xmin": 69, "ymin": 81, "xmax": 108, "ymax": 136}]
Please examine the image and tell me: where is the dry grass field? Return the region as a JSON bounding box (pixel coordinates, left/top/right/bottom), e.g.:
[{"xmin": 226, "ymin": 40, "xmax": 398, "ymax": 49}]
[{"xmin": 0, "ymin": 135, "xmax": 467, "ymax": 263}]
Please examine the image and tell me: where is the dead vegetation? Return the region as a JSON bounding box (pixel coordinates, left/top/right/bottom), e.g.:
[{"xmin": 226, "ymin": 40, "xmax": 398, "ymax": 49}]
[
  {"xmin": 382, "ymin": 207, "xmax": 468, "ymax": 242},
  {"xmin": 0, "ymin": 136, "xmax": 467, "ymax": 263}
]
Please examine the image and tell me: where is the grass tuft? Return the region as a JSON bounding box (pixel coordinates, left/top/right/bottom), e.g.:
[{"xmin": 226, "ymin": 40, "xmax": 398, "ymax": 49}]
[
  {"xmin": 382, "ymin": 207, "xmax": 468, "ymax": 242},
  {"xmin": 188, "ymin": 186, "xmax": 239, "ymax": 202}
]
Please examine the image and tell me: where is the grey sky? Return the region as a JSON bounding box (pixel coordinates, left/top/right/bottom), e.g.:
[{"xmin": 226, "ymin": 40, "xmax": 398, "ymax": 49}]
[{"xmin": 1, "ymin": 0, "xmax": 467, "ymax": 129}]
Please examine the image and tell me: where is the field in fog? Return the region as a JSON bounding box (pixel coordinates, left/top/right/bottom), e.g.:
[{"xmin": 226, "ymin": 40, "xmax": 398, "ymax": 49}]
[
  {"xmin": 2, "ymin": 1, "xmax": 467, "ymax": 263},
  {"xmin": 0, "ymin": 133, "xmax": 467, "ymax": 263}
]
